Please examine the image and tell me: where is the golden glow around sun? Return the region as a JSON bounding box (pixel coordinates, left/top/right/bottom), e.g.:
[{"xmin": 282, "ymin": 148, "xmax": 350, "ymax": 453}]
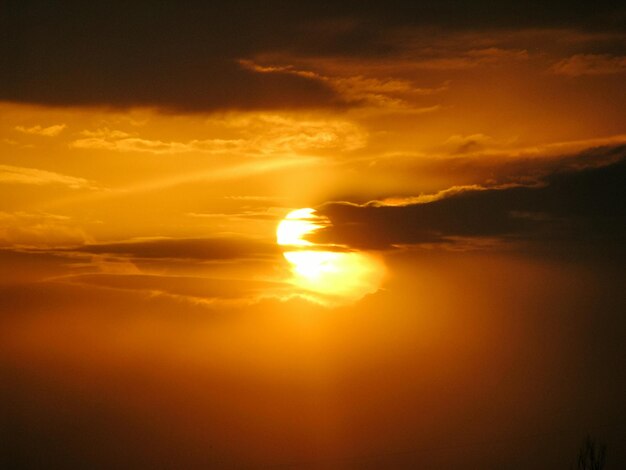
[{"xmin": 277, "ymin": 208, "xmax": 384, "ymax": 305}]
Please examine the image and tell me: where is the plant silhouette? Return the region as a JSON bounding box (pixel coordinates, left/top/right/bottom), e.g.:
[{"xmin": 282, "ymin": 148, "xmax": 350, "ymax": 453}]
[{"xmin": 577, "ymin": 436, "xmax": 606, "ymax": 470}]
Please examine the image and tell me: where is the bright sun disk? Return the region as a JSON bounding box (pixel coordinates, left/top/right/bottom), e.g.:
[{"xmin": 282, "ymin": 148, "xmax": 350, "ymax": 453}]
[{"xmin": 276, "ymin": 208, "xmax": 384, "ymax": 305}]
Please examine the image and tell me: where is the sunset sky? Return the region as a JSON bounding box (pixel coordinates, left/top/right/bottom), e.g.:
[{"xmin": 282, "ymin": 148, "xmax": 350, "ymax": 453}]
[{"xmin": 2, "ymin": 2, "xmax": 626, "ymax": 469}]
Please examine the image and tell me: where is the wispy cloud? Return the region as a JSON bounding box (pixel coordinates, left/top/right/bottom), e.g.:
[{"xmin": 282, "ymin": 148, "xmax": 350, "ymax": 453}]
[
  {"xmin": 551, "ymin": 54, "xmax": 626, "ymax": 76},
  {"xmin": 240, "ymin": 59, "xmax": 448, "ymax": 110},
  {"xmin": 71, "ymin": 128, "xmax": 246, "ymax": 155},
  {"xmin": 71, "ymin": 115, "xmax": 366, "ymax": 156},
  {"xmin": 74, "ymin": 236, "xmax": 280, "ymax": 261},
  {"xmin": 0, "ymin": 164, "xmax": 95, "ymax": 189},
  {"xmin": 0, "ymin": 212, "xmax": 88, "ymax": 248},
  {"xmin": 186, "ymin": 206, "xmax": 285, "ymax": 221},
  {"xmin": 402, "ymin": 47, "xmax": 529, "ymax": 71},
  {"xmin": 433, "ymin": 134, "xmax": 626, "ymax": 159},
  {"xmin": 15, "ymin": 124, "xmax": 67, "ymax": 137}
]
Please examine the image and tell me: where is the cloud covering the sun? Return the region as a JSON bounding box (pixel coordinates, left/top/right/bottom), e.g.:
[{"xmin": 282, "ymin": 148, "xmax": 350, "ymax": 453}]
[{"xmin": 316, "ymin": 145, "xmax": 626, "ymax": 249}]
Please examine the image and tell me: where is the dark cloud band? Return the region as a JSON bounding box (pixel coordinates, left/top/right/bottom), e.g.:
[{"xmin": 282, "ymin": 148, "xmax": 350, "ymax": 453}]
[
  {"xmin": 316, "ymin": 145, "xmax": 626, "ymax": 249},
  {"xmin": 2, "ymin": 1, "xmax": 624, "ymax": 111}
]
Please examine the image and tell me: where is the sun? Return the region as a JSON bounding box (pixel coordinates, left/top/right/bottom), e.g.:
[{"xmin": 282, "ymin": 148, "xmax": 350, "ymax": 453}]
[
  {"xmin": 276, "ymin": 208, "xmax": 328, "ymax": 247},
  {"xmin": 276, "ymin": 208, "xmax": 385, "ymax": 305}
]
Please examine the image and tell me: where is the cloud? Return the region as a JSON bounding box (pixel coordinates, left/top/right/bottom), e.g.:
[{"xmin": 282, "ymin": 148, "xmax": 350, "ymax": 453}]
[
  {"xmin": 315, "ymin": 145, "xmax": 626, "ymax": 249},
  {"xmin": 401, "ymin": 47, "xmax": 529, "ymax": 71},
  {"xmin": 186, "ymin": 207, "xmax": 285, "ymax": 222},
  {"xmin": 431, "ymin": 134, "xmax": 626, "ymax": 160},
  {"xmin": 551, "ymin": 54, "xmax": 626, "ymax": 76},
  {"xmin": 73, "ymin": 237, "xmax": 280, "ymax": 261},
  {"xmin": 240, "ymin": 59, "xmax": 449, "ymax": 110},
  {"xmin": 442, "ymin": 134, "xmax": 495, "ymax": 155},
  {"xmin": 71, "ymin": 134, "xmax": 246, "ymax": 155},
  {"xmin": 0, "ymin": 248, "xmax": 90, "ymax": 284},
  {"xmin": 61, "ymin": 273, "xmax": 288, "ymax": 305},
  {"xmin": 1, "ymin": 3, "xmax": 344, "ymax": 111},
  {"xmin": 0, "ymin": 164, "xmax": 94, "ymax": 189},
  {"xmin": 72, "ymin": 116, "xmax": 366, "ymax": 156},
  {"xmin": 236, "ymin": 31, "xmax": 534, "ymax": 117},
  {"xmin": 14, "ymin": 124, "xmax": 66, "ymax": 136},
  {"xmin": 0, "ymin": 212, "xmax": 88, "ymax": 248},
  {"xmin": 0, "ymin": 235, "xmax": 286, "ymax": 297},
  {"xmin": 217, "ymin": 113, "xmax": 366, "ymax": 154},
  {"xmin": 42, "ymin": 236, "xmax": 290, "ymax": 303},
  {"xmin": 2, "ymin": 2, "xmax": 623, "ymax": 111}
]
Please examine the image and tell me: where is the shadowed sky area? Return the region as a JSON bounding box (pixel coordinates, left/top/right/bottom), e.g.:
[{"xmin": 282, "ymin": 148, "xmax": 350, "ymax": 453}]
[
  {"xmin": 1, "ymin": 2, "xmax": 626, "ymax": 469},
  {"xmin": 2, "ymin": 1, "xmax": 625, "ymax": 110}
]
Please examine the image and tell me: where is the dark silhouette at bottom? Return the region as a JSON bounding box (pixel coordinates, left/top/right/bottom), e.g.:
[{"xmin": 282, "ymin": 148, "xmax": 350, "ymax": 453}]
[{"xmin": 577, "ymin": 436, "xmax": 606, "ymax": 470}]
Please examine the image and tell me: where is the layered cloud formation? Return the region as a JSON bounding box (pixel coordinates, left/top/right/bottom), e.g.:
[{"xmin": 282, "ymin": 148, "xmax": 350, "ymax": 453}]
[
  {"xmin": 317, "ymin": 145, "xmax": 626, "ymax": 249},
  {"xmin": 2, "ymin": 2, "xmax": 625, "ymax": 111}
]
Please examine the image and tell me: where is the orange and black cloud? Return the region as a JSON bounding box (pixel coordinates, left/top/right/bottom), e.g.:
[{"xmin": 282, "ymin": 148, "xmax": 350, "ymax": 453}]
[
  {"xmin": 2, "ymin": 1, "xmax": 625, "ymax": 111},
  {"xmin": 316, "ymin": 145, "xmax": 626, "ymax": 249}
]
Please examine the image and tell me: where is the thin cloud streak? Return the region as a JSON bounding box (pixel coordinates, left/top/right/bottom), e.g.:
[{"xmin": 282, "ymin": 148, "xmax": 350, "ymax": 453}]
[
  {"xmin": 0, "ymin": 164, "xmax": 95, "ymax": 189},
  {"xmin": 551, "ymin": 54, "xmax": 626, "ymax": 76},
  {"xmin": 14, "ymin": 124, "xmax": 67, "ymax": 136}
]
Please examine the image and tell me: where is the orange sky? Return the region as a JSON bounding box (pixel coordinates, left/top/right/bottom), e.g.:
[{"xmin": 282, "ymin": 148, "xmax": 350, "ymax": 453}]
[{"xmin": 2, "ymin": 3, "xmax": 626, "ymax": 469}]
